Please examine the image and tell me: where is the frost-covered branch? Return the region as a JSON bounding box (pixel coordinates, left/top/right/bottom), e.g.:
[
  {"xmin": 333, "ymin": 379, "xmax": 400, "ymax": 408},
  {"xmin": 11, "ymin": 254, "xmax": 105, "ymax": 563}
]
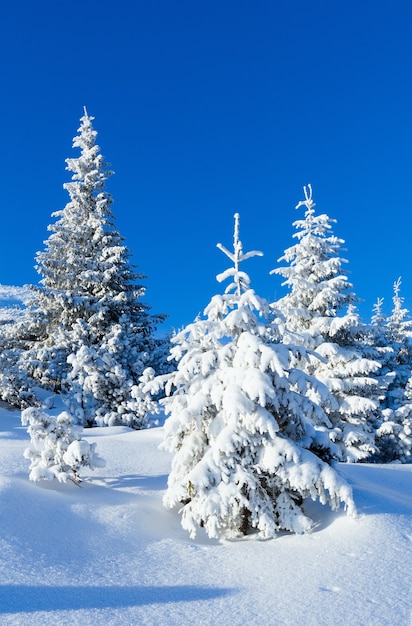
[
  {"xmin": 216, "ymin": 213, "xmax": 263, "ymax": 295},
  {"xmin": 295, "ymin": 183, "xmax": 315, "ymax": 212}
]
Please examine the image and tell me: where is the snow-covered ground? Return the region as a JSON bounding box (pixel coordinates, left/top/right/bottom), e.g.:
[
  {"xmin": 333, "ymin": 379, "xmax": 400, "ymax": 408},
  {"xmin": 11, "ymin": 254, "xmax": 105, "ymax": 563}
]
[{"xmin": 0, "ymin": 405, "xmax": 411, "ymax": 626}]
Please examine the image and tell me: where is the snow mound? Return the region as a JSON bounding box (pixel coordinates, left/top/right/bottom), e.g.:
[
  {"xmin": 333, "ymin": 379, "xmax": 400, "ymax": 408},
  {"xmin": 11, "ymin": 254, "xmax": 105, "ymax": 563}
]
[{"xmin": 0, "ymin": 408, "xmax": 410, "ymax": 626}]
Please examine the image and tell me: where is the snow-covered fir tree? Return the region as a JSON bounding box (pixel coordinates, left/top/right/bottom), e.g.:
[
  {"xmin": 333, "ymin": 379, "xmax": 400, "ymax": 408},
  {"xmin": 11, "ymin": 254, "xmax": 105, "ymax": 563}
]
[
  {"xmin": 383, "ymin": 278, "xmax": 412, "ymax": 409},
  {"xmin": 271, "ymin": 185, "xmax": 385, "ymax": 462},
  {"xmin": 382, "ymin": 378, "xmax": 412, "ymax": 463},
  {"xmin": 20, "ymin": 109, "xmax": 166, "ymax": 426},
  {"xmin": 149, "ymin": 213, "xmax": 354, "ymax": 540},
  {"xmin": 0, "ymin": 318, "xmax": 36, "ymax": 408},
  {"xmin": 272, "ymin": 185, "xmax": 353, "ymax": 337},
  {"xmin": 0, "ymin": 290, "xmax": 39, "ymax": 407},
  {"xmin": 369, "ymin": 281, "xmax": 412, "ymax": 462},
  {"xmin": 22, "ymin": 406, "xmax": 105, "ymax": 483}
]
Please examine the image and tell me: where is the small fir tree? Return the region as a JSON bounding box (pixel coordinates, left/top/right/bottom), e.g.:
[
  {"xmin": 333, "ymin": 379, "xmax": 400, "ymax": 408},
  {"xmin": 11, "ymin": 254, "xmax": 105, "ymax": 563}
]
[
  {"xmin": 22, "ymin": 407, "xmax": 105, "ymax": 484},
  {"xmin": 384, "ymin": 377, "xmax": 412, "ymax": 463},
  {"xmin": 370, "ymin": 282, "xmax": 412, "ymax": 462},
  {"xmin": 383, "ymin": 278, "xmax": 412, "ymax": 409},
  {"xmin": 150, "ymin": 213, "xmax": 354, "ymax": 540}
]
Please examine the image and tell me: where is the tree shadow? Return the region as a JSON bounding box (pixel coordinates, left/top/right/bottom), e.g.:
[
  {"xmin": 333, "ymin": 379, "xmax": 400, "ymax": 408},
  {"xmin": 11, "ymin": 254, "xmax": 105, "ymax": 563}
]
[
  {"xmin": 104, "ymin": 473, "xmax": 167, "ymax": 491},
  {"xmin": 300, "ymin": 498, "xmax": 350, "ymax": 534},
  {"xmin": 0, "ymin": 401, "xmax": 19, "ymax": 411},
  {"xmin": 0, "ymin": 410, "xmax": 28, "ymax": 440},
  {"xmin": 339, "ymin": 463, "xmax": 412, "ymax": 515},
  {"xmin": 0, "ymin": 584, "xmax": 237, "ymax": 614}
]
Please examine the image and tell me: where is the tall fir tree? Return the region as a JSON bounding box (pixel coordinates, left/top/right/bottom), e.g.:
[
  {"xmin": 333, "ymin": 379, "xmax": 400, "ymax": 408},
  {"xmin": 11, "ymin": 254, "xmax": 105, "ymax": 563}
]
[
  {"xmin": 21, "ymin": 109, "xmax": 166, "ymax": 426},
  {"xmin": 149, "ymin": 213, "xmax": 354, "ymax": 540},
  {"xmin": 272, "ymin": 185, "xmax": 385, "ymax": 462}
]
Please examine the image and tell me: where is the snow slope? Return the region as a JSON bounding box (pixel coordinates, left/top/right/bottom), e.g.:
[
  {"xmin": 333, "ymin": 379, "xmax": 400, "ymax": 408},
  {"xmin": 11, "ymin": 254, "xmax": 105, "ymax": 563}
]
[{"xmin": 0, "ymin": 406, "xmax": 411, "ymax": 626}]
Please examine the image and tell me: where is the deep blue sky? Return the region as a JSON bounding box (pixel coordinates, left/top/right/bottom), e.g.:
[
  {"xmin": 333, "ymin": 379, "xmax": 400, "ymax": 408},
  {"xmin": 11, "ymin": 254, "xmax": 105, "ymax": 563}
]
[{"xmin": 1, "ymin": 0, "xmax": 412, "ymax": 332}]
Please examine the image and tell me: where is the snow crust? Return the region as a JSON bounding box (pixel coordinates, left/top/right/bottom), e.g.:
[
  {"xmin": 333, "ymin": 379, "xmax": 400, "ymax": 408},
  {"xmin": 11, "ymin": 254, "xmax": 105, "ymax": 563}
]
[{"xmin": 0, "ymin": 407, "xmax": 410, "ymax": 625}]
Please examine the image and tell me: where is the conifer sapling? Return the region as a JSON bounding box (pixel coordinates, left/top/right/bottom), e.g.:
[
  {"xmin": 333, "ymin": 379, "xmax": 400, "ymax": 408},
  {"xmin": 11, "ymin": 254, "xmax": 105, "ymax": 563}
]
[{"xmin": 22, "ymin": 407, "xmax": 105, "ymax": 484}]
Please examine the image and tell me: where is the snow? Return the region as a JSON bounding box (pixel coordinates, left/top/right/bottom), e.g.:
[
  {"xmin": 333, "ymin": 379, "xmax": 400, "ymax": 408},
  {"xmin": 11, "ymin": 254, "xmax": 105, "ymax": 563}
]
[
  {"xmin": 0, "ymin": 405, "xmax": 411, "ymax": 626},
  {"xmin": 0, "ymin": 284, "xmax": 31, "ymax": 304}
]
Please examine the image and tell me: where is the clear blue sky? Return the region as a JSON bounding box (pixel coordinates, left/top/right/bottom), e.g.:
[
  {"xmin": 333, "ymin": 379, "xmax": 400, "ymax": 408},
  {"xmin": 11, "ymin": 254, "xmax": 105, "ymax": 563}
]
[{"xmin": 1, "ymin": 0, "xmax": 412, "ymax": 332}]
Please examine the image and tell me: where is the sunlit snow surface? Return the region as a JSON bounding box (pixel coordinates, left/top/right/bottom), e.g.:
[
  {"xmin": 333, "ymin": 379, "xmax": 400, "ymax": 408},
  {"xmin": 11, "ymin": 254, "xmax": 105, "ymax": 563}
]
[{"xmin": 0, "ymin": 407, "xmax": 410, "ymax": 626}]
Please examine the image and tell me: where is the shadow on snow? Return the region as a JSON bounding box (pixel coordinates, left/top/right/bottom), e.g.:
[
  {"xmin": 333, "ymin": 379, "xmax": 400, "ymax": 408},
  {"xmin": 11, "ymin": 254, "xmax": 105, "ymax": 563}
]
[{"xmin": 0, "ymin": 584, "xmax": 237, "ymax": 613}]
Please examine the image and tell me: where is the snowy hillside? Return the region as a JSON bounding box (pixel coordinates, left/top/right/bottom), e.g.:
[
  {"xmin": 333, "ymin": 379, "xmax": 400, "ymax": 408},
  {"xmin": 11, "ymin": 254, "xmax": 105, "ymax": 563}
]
[{"xmin": 0, "ymin": 406, "xmax": 411, "ymax": 626}]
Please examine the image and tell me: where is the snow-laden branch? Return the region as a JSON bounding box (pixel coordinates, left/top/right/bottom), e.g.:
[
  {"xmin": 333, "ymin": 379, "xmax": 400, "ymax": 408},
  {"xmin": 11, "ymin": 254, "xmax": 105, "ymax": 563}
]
[
  {"xmin": 295, "ymin": 184, "xmax": 315, "ymax": 212},
  {"xmin": 216, "ymin": 213, "xmax": 263, "ymax": 295}
]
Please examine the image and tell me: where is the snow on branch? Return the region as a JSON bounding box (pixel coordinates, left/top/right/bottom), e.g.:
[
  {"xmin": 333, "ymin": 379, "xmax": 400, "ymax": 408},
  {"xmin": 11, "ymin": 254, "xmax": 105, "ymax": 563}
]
[
  {"xmin": 216, "ymin": 213, "xmax": 263, "ymax": 295},
  {"xmin": 295, "ymin": 184, "xmax": 315, "ymax": 212},
  {"xmin": 392, "ymin": 276, "xmax": 406, "ymax": 318},
  {"xmin": 393, "ymin": 276, "xmax": 402, "ymax": 301}
]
